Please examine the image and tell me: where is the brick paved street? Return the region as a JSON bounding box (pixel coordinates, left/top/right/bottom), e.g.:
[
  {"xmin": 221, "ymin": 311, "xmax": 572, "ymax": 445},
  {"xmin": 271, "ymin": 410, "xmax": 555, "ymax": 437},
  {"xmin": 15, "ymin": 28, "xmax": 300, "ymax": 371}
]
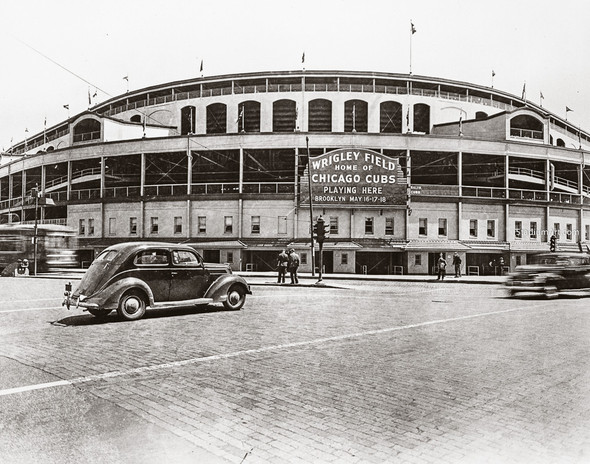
[{"xmin": 0, "ymin": 278, "xmax": 588, "ymax": 463}]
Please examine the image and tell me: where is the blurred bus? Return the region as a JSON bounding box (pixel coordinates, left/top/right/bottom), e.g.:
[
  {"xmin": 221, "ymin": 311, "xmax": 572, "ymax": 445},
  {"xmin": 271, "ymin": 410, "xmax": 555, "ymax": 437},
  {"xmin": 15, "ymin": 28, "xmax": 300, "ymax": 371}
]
[{"xmin": 0, "ymin": 224, "xmax": 78, "ymax": 272}]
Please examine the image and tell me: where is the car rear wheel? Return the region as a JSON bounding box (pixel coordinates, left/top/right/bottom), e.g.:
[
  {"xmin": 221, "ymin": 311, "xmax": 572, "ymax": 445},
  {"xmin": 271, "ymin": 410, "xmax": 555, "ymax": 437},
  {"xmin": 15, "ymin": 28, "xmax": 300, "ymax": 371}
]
[
  {"xmin": 223, "ymin": 284, "xmax": 246, "ymax": 311},
  {"xmin": 117, "ymin": 290, "xmax": 147, "ymax": 321},
  {"xmin": 88, "ymin": 308, "xmax": 112, "ymax": 318}
]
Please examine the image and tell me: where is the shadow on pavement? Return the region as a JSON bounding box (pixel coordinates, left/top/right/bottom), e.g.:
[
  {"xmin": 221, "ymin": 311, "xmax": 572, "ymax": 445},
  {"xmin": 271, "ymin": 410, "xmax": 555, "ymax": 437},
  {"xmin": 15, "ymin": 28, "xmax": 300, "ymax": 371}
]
[{"xmin": 52, "ymin": 304, "xmax": 235, "ymax": 326}]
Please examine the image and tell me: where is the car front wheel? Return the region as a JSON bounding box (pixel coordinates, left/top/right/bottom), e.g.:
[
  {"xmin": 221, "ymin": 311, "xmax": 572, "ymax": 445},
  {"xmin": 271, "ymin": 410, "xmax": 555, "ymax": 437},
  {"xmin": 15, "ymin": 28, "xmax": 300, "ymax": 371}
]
[
  {"xmin": 117, "ymin": 290, "xmax": 147, "ymax": 321},
  {"xmin": 223, "ymin": 284, "xmax": 246, "ymax": 311}
]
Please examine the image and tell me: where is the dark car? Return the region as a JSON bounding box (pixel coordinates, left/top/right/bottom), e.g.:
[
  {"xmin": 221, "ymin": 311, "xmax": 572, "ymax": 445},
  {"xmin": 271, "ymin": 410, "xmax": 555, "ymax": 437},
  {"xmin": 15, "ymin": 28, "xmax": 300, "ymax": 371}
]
[
  {"xmin": 63, "ymin": 242, "xmax": 251, "ymax": 320},
  {"xmin": 505, "ymin": 252, "xmax": 590, "ymax": 298}
]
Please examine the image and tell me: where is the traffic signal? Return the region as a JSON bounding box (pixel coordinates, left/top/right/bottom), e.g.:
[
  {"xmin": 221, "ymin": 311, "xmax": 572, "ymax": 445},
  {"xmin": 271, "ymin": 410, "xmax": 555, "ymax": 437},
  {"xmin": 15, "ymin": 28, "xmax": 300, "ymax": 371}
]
[
  {"xmin": 315, "ymin": 216, "xmax": 329, "ymax": 244},
  {"xmin": 549, "ymin": 234, "xmax": 556, "ymax": 252}
]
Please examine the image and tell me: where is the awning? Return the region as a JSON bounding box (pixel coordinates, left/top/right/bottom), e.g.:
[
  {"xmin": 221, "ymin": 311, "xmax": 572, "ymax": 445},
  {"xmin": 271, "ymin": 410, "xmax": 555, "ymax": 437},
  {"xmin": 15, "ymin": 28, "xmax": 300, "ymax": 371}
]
[
  {"xmin": 187, "ymin": 240, "xmax": 248, "ymax": 249},
  {"xmin": 405, "ymin": 240, "xmax": 471, "ymax": 251},
  {"xmin": 288, "ymin": 241, "xmax": 363, "ymax": 250},
  {"xmin": 461, "ymin": 240, "xmax": 510, "ymax": 251}
]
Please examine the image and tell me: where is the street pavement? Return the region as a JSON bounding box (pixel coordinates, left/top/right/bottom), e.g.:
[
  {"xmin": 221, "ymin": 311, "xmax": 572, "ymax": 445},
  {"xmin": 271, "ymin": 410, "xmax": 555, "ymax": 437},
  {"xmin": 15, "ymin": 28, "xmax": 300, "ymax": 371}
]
[{"xmin": 0, "ymin": 276, "xmax": 588, "ymax": 464}]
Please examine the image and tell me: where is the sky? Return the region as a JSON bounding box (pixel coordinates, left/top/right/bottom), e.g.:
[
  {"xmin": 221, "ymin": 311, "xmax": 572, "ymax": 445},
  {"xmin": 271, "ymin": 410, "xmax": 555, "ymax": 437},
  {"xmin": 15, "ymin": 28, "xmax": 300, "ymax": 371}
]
[{"xmin": 1, "ymin": 0, "xmax": 589, "ymax": 150}]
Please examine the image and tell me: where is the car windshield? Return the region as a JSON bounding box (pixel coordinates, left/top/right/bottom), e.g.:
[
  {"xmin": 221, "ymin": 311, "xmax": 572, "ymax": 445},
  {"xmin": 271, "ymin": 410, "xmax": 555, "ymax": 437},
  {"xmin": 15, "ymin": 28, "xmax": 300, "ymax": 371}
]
[{"xmin": 530, "ymin": 255, "xmax": 590, "ymax": 265}]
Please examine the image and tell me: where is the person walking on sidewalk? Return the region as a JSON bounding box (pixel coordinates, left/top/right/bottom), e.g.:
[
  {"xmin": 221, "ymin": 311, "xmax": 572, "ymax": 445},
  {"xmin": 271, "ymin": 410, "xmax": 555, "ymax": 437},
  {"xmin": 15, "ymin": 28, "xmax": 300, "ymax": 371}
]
[
  {"xmin": 452, "ymin": 252, "xmax": 462, "ymax": 278},
  {"xmin": 287, "ymin": 248, "xmax": 300, "ymax": 285},
  {"xmin": 437, "ymin": 253, "xmax": 447, "ymax": 281},
  {"xmin": 276, "ymin": 249, "xmax": 289, "ymax": 284}
]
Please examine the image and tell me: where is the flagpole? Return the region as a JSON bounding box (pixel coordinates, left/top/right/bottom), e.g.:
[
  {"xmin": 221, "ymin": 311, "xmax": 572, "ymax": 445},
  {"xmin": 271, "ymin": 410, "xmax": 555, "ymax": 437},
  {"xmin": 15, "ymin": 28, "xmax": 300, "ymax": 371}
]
[{"xmin": 409, "ymin": 20, "xmax": 413, "ymax": 75}]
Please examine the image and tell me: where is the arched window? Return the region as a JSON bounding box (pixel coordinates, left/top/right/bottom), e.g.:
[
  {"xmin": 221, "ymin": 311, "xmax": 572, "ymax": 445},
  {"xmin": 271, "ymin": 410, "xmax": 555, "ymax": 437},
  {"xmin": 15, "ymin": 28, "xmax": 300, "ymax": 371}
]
[
  {"xmin": 130, "ymin": 115, "xmax": 142, "ymax": 123},
  {"xmin": 308, "ymin": 99, "xmax": 332, "ymax": 132},
  {"xmin": 413, "ymin": 104, "xmax": 430, "ymax": 134},
  {"xmin": 273, "ymin": 99, "xmax": 297, "ymax": 132},
  {"xmin": 556, "ymin": 138, "xmax": 565, "ymax": 147},
  {"xmin": 510, "ymin": 115, "xmax": 544, "ymax": 140},
  {"xmin": 73, "ymin": 118, "xmax": 101, "ymax": 143},
  {"xmin": 206, "ymin": 103, "xmax": 227, "ymax": 134},
  {"xmin": 46, "ymin": 146, "xmax": 55, "ymax": 152},
  {"xmin": 237, "ymin": 101, "xmax": 261, "ymax": 133},
  {"xmin": 181, "ymin": 106, "xmax": 196, "ymax": 135},
  {"xmin": 380, "ymin": 101, "xmax": 403, "ymax": 133},
  {"xmin": 344, "ymin": 100, "xmax": 368, "ymax": 132},
  {"xmin": 475, "ymin": 111, "xmax": 488, "ymax": 120}
]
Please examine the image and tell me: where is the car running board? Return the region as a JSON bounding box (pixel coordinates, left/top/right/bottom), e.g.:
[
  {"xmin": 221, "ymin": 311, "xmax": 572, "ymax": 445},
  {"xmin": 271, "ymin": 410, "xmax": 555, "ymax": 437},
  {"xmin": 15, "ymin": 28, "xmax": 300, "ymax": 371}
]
[{"xmin": 149, "ymin": 297, "xmax": 217, "ymax": 310}]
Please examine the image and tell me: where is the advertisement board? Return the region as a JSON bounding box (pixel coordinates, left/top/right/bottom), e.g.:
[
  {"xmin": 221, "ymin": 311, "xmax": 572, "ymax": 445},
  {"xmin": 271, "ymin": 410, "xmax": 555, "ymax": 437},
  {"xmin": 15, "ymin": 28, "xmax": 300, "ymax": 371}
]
[{"xmin": 300, "ymin": 148, "xmax": 407, "ymax": 206}]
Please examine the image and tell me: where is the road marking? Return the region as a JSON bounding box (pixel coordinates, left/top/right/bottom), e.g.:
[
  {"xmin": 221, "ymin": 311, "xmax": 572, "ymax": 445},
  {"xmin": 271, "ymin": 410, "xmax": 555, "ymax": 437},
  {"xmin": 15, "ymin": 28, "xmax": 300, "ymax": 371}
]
[{"xmin": 0, "ymin": 305, "xmax": 535, "ymax": 397}]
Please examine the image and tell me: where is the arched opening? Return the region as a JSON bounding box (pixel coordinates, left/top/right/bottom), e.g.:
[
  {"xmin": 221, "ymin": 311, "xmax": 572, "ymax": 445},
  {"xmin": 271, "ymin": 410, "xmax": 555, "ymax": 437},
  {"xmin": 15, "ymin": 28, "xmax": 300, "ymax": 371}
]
[
  {"xmin": 413, "ymin": 104, "xmax": 430, "ymax": 134},
  {"xmin": 308, "ymin": 99, "xmax": 332, "ymax": 132},
  {"xmin": 273, "ymin": 99, "xmax": 297, "ymax": 132},
  {"xmin": 510, "ymin": 114, "xmax": 544, "ymax": 140},
  {"xmin": 237, "ymin": 101, "xmax": 261, "ymax": 133},
  {"xmin": 380, "ymin": 101, "xmax": 403, "ymax": 133},
  {"xmin": 73, "ymin": 118, "xmax": 101, "ymax": 143},
  {"xmin": 46, "ymin": 146, "xmax": 55, "ymax": 152},
  {"xmin": 556, "ymin": 138, "xmax": 566, "ymax": 147},
  {"xmin": 130, "ymin": 115, "xmax": 142, "ymax": 123},
  {"xmin": 181, "ymin": 106, "xmax": 196, "ymax": 135},
  {"xmin": 344, "ymin": 100, "xmax": 368, "ymax": 132},
  {"xmin": 206, "ymin": 103, "xmax": 227, "ymax": 134},
  {"xmin": 475, "ymin": 111, "xmax": 488, "ymax": 120}
]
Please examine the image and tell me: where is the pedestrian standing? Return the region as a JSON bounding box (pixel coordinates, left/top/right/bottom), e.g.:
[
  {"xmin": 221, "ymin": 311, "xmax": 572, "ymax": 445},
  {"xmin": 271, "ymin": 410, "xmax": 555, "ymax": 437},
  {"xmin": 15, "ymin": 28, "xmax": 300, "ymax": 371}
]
[
  {"xmin": 437, "ymin": 253, "xmax": 447, "ymax": 281},
  {"xmin": 277, "ymin": 249, "xmax": 289, "ymax": 284},
  {"xmin": 287, "ymin": 248, "xmax": 300, "ymax": 285},
  {"xmin": 452, "ymin": 252, "xmax": 462, "ymax": 278}
]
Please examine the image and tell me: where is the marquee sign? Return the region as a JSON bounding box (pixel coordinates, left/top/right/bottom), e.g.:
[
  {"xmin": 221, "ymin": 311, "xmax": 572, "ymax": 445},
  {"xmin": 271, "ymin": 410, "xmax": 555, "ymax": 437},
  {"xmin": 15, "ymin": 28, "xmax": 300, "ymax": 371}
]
[{"xmin": 300, "ymin": 148, "xmax": 407, "ymax": 206}]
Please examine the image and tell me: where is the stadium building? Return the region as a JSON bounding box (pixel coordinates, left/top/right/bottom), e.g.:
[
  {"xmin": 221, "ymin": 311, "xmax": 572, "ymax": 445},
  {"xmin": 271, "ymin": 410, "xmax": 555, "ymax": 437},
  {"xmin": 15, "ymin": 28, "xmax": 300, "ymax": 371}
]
[{"xmin": 2, "ymin": 70, "xmax": 590, "ymax": 275}]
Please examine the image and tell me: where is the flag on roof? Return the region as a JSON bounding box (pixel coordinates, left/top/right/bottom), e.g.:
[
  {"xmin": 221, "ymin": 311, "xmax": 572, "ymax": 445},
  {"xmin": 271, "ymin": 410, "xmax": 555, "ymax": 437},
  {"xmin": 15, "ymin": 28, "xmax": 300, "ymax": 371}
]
[{"xmin": 410, "ymin": 21, "xmax": 416, "ymax": 34}]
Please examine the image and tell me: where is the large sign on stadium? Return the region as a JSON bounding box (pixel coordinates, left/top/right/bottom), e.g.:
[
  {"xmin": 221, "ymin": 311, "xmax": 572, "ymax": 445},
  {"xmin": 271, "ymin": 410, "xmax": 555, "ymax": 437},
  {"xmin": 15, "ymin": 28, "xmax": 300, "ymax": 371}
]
[{"xmin": 301, "ymin": 148, "xmax": 407, "ymax": 206}]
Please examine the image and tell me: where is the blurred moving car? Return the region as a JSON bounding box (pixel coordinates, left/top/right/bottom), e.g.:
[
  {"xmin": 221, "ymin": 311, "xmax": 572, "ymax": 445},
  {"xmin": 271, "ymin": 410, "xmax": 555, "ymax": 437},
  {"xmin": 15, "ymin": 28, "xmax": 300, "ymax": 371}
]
[
  {"xmin": 505, "ymin": 252, "xmax": 590, "ymax": 298},
  {"xmin": 63, "ymin": 242, "xmax": 251, "ymax": 320}
]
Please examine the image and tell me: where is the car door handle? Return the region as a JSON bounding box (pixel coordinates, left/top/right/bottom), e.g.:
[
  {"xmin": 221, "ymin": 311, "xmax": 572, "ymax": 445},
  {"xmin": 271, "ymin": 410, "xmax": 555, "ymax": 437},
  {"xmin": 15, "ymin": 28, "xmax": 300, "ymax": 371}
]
[{"xmin": 171, "ymin": 271, "xmax": 178, "ymax": 277}]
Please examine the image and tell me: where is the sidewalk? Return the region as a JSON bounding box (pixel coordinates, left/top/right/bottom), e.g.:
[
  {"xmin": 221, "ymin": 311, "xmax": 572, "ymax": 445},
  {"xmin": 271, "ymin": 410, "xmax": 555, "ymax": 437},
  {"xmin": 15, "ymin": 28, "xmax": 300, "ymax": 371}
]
[
  {"xmin": 237, "ymin": 271, "xmax": 507, "ymax": 286},
  {"xmin": 35, "ymin": 269, "xmax": 507, "ymax": 285}
]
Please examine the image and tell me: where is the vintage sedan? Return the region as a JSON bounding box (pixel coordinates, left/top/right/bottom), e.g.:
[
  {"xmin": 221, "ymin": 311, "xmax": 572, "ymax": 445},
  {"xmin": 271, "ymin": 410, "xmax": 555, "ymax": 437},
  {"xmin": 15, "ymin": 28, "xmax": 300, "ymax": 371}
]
[
  {"xmin": 63, "ymin": 242, "xmax": 251, "ymax": 320},
  {"xmin": 505, "ymin": 252, "xmax": 590, "ymax": 298}
]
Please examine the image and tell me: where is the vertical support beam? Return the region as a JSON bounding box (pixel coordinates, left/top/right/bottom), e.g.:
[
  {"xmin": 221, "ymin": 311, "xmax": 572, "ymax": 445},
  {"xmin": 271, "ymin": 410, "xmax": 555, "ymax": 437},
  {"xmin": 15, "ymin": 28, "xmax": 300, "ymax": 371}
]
[
  {"xmin": 294, "ymin": 147, "xmax": 299, "ymax": 238},
  {"xmin": 140, "ymin": 153, "xmax": 145, "ymax": 197},
  {"xmin": 505, "ymin": 154, "xmax": 510, "ymax": 198},
  {"xmin": 100, "ymin": 156, "xmax": 106, "ymax": 199},
  {"xmin": 546, "ymin": 205, "xmax": 551, "ymax": 244},
  {"xmin": 238, "ymin": 147, "xmax": 244, "ymax": 243},
  {"xmin": 40, "ymin": 166, "xmax": 46, "ymax": 223},
  {"xmin": 21, "ymin": 169, "xmax": 26, "ymax": 221},
  {"xmin": 457, "ymin": 151, "xmax": 463, "ymax": 197},
  {"xmin": 405, "ymin": 148, "xmax": 411, "ymax": 240},
  {"xmin": 457, "ymin": 201, "xmax": 462, "ymax": 241},
  {"xmin": 67, "ymin": 160, "xmax": 72, "ymax": 201},
  {"xmin": 505, "ymin": 203, "xmax": 510, "ymax": 243},
  {"xmin": 140, "ymin": 200, "xmax": 145, "ymax": 239},
  {"xmin": 187, "ymin": 137, "xmax": 192, "ymax": 195},
  {"xmin": 186, "ymin": 199, "xmax": 191, "ymax": 239}
]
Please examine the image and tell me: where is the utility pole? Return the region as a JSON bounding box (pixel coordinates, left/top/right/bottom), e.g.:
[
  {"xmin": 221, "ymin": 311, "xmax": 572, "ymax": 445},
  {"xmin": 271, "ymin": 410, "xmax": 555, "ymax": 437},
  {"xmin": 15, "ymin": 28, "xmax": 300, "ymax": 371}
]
[{"xmin": 306, "ymin": 137, "xmax": 315, "ymax": 276}]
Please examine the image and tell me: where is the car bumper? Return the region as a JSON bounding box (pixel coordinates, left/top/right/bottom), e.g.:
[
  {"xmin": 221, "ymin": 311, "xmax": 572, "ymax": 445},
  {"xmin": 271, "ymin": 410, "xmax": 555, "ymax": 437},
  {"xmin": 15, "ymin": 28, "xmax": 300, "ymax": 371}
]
[{"xmin": 62, "ymin": 295, "xmax": 100, "ymax": 311}]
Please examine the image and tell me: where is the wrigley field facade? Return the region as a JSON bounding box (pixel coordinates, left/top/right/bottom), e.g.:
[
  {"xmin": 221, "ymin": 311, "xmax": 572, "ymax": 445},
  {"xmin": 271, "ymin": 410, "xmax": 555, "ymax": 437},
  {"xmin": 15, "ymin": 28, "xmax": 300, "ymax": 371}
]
[{"xmin": 2, "ymin": 70, "xmax": 590, "ymax": 276}]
